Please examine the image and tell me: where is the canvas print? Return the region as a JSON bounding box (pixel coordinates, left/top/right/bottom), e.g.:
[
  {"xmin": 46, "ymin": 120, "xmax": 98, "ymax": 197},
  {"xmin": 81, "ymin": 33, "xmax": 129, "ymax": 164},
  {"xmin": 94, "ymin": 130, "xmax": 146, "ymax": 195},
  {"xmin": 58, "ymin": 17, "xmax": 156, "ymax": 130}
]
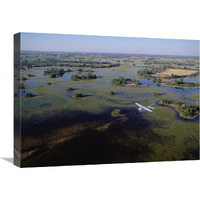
[{"xmin": 14, "ymin": 33, "xmax": 199, "ymax": 167}]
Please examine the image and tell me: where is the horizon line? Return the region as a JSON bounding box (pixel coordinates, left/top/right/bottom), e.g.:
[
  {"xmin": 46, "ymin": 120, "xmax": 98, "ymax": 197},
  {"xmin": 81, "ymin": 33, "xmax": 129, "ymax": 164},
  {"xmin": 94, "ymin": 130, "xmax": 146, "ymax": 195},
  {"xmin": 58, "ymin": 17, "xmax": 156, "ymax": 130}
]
[{"xmin": 20, "ymin": 50, "xmax": 199, "ymax": 57}]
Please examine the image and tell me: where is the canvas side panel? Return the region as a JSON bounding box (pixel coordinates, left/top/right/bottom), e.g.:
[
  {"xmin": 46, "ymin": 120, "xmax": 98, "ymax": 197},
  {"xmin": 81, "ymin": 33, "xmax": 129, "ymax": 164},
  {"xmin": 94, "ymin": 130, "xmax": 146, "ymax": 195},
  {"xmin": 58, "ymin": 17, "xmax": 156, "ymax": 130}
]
[{"xmin": 14, "ymin": 33, "xmax": 21, "ymax": 167}]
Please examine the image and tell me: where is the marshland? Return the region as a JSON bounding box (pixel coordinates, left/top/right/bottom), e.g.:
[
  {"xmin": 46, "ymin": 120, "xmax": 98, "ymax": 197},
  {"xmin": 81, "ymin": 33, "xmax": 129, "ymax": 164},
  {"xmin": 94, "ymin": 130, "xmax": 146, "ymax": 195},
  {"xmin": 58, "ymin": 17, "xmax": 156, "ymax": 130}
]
[{"xmin": 14, "ymin": 51, "xmax": 199, "ymax": 167}]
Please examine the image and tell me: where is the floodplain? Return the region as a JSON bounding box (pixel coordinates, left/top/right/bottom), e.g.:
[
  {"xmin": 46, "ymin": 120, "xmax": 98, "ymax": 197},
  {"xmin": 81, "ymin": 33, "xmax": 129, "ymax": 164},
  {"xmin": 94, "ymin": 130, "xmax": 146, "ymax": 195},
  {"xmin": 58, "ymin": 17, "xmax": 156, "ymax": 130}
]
[{"xmin": 15, "ymin": 52, "xmax": 199, "ymax": 167}]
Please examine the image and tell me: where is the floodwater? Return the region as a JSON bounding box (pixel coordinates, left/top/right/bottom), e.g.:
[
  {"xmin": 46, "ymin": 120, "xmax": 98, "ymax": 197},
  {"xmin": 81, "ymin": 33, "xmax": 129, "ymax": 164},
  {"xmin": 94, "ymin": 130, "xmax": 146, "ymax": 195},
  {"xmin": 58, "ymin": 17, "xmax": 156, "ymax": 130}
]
[
  {"xmin": 183, "ymin": 76, "xmax": 199, "ymax": 82},
  {"xmin": 18, "ymin": 65, "xmax": 199, "ymax": 167}
]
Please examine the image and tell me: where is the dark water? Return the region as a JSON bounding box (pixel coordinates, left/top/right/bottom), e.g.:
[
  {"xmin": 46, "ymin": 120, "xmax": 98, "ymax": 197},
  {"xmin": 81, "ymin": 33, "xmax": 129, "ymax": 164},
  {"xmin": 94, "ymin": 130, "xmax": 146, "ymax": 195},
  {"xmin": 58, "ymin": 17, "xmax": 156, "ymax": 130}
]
[
  {"xmin": 183, "ymin": 76, "xmax": 199, "ymax": 82},
  {"xmin": 21, "ymin": 106, "xmax": 188, "ymax": 167}
]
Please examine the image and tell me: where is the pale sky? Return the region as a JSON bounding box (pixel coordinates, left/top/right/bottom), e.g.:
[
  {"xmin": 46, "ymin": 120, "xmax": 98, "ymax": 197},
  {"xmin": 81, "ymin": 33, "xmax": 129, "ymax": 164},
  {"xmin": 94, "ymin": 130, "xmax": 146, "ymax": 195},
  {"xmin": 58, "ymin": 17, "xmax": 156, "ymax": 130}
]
[{"xmin": 21, "ymin": 32, "xmax": 199, "ymax": 56}]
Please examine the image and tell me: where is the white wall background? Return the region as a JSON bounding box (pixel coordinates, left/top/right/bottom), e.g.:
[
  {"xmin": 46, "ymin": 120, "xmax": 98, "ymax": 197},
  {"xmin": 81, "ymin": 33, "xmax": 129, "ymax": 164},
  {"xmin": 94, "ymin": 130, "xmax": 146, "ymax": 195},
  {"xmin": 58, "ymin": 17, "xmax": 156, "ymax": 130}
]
[{"xmin": 0, "ymin": 0, "xmax": 199, "ymax": 199}]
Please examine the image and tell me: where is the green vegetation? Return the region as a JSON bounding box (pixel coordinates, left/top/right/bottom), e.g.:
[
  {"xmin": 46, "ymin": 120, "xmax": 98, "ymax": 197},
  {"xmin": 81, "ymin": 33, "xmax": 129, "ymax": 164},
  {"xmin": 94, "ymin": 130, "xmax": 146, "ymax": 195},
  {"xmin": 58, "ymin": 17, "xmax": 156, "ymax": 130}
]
[
  {"xmin": 166, "ymin": 79, "xmax": 199, "ymax": 88},
  {"xmin": 18, "ymin": 83, "xmax": 28, "ymax": 89},
  {"xmin": 111, "ymin": 109, "xmax": 123, "ymax": 117},
  {"xmin": 70, "ymin": 75, "xmax": 81, "ymax": 81},
  {"xmin": 155, "ymin": 78, "xmax": 161, "ymax": 84},
  {"xmin": 137, "ymin": 67, "xmax": 165, "ymax": 84},
  {"xmin": 70, "ymin": 73, "xmax": 97, "ymax": 81},
  {"xmin": 164, "ymin": 74, "xmax": 178, "ymax": 79},
  {"xmin": 160, "ymin": 99, "xmax": 172, "ymax": 105},
  {"xmin": 160, "ymin": 99, "xmax": 199, "ymax": 118},
  {"xmin": 76, "ymin": 68, "xmax": 94, "ymax": 73},
  {"xmin": 138, "ymin": 66, "xmax": 199, "ymax": 88},
  {"xmin": 65, "ymin": 69, "xmax": 73, "ymax": 72},
  {"xmin": 28, "ymin": 74, "xmax": 35, "ymax": 77},
  {"xmin": 24, "ymin": 93, "xmax": 34, "ymax": 98},
  {"xmin": 21, "ymin": 76, "xmax": 28, "ymax": 81},
  {"xmin": 44, "ymin": 68, "xmax": 65, "ymax": 78},
  {"xmin": 112, "ymin": 77, "xmax": 130, "ymax": 86},
  {"xmin": 132, "ymin": 79, "xmax": 142, "ymax": 86},
  {"xmin": 164, "ymin": 72, "xmax": 199, "ymax": 79},
  {"xmin": 67, "ymin": 87, "xmax": 76, "ymax": 92},
  {"xmin": 73, "ymin": 93, "xmax": 84, "ymax": 99},
  {"xmin": 20, "ymin": 52, "xmax": 121, "ymax": 68},
  {"xmin": 19, "ymin": 52, "xmax": 199, "ymax": 165},
  {"xmin": 153, "ymin": 92, "xmax": 160, "ymax": 97},
  {"xmin": 178, "ymin": 104, "xmax": 199, "ymax": 118},
  {"xmin": 109, "ymin": 91, "xmax": 116, "ymax": 95},
  {"xmin": 137, "ymin": 66, "xmax": 166, "ymax": 78},
  {"xmin": 91, "ymin": 63, "xmax": 120, "ymax": 68},
  {"xmin": 111, "ymin": 77, "xmax": 141, "ymax": 86}
]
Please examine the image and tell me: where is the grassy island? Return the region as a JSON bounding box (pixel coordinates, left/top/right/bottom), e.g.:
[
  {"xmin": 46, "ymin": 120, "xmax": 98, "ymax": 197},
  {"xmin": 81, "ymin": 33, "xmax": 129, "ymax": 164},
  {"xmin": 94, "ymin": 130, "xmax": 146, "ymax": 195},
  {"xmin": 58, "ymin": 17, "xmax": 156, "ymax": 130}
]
[
  {"xmin": 137, "ymin": 67, "xmax": 199, "ymax": 88},
  {"xmin": 24, "ymin": 93, "xmax": 34, "ymax": 98},
  {"xmin": 28, "ymin": 74, "xmax": 35, "ymax": 77},
  {"xmin": 70, "ymin": 73, "xmax": 97, "ymax": 81},
  {"xmin": 76, "ymin": 68, "xmax": 94, "ymax": 73},
  {"xmin": 44, "ymin": 68, "xmax": 65, "ymax": 78},
  {"xmin": 73, "ymin": 93, "xmax": 84, "ymax": 99},
  {"xmin": 111, "ymin": 109, "xmax": 123, "ymax": 117},
  {"xmin": 21, "ymin": 76, "xmax": 28, "ymax": 81},
  {"xmin": 159, "ymin": 99, "xmax": 199, "ymax": 119},
  {"xmin": 18, "ymin": 83, "xmax": 29, "ymax": 89},
  {"xmin": 163, "ymin": 78, "xmax": 199, "ymax": 88},
  {"xmin": 112, "ymin": 76, "xmax": 141, "ymax": 86},
  {"xmin": 67, "ymin": 87, "xmax": 76, "ymax": 92},
  {"xmin": 109, "ymin": 91, "xmax": 116, "ymax": 95},
  {"xmin": 153, "ymin": 92, "xmax": 160, "ymax": 97}
]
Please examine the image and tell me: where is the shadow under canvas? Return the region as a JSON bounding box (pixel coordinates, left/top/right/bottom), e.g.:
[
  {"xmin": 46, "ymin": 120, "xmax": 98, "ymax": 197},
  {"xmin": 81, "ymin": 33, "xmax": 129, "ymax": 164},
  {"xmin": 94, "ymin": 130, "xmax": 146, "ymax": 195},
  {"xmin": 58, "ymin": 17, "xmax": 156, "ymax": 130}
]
[{"xmin": 2, "ymin": 158, "xmax": 13, "ymax": 164}]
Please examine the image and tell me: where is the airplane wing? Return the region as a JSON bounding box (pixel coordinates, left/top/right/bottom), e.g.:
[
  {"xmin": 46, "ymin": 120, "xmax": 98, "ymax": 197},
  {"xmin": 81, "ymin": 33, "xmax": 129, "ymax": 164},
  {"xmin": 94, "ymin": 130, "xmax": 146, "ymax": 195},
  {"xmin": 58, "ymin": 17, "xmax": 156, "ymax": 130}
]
[{"xmin": 135, "ymin": 103, "xmax": 153, "ymax": 112}]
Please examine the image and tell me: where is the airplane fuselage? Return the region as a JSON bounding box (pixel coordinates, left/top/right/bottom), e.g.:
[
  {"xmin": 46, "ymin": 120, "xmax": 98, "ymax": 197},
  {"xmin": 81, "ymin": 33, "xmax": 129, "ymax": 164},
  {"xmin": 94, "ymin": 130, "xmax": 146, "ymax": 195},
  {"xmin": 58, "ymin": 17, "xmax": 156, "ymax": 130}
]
[{"xmin": 135, "ymin": 103, "xmax": 153, "ymax": 112}]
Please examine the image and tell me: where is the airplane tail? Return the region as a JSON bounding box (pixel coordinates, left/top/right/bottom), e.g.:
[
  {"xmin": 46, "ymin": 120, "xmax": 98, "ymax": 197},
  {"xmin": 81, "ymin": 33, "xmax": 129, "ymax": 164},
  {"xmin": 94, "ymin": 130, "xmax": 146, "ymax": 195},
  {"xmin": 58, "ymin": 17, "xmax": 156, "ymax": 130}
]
[{"xmin": 148, "ymin": 104, "xmax": 155, "ymax": 109}]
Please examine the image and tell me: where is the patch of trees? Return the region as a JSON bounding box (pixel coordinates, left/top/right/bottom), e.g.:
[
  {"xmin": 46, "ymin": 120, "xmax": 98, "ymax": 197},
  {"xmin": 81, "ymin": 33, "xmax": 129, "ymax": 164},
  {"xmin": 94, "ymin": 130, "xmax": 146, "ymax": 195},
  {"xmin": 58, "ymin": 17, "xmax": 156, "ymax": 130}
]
[
  {"xmin": 111, "ymin": 109, "xmax": 123, "ymax": 117},
  {"xmin": 160, "ymin": 99, "xmax": 199, "ymax": 118},
  {"xmin": 90, "ymin": 63, "xmax": 120, "ymax": 68},
  {"xmin": 137, "ymin": 66, "xmax": 166, "ymax": 78},
  {"xmin": 24, "ymin": 93, "xmax": 34, "ymax": 98},
  {"xmin": 164, "ymin": 74, "xmax": 179, "ymax": 79},
  {"xmin": 112, "ymin": 77, "xmax": 131, "ymax": 86},
  {"xmin": 70, "ymin": 73, "xmax": 97, "ymax": 81},
  {"xmin": 67, "ymin": 87, "xmax": 76, "ymax": 92},
  {"xmin": 144, "ymin": 62, "xmax": 152, "ymax": 65},
  {"xmin": 132, "ymin": 79, "xmax": 142, "ymax": 86},
  {"xmin": 73, "ymin": 93, "xmax": 84, "ymax": 99},
  {"xmin": 76, "ymin": 68, "xmax": 94, "ymax": 73},
  {"xmin": 160, "ymin": 99, "xmax": 172, "ymax": 105},
  {"xmin": 43, "ymin": 68, "xmax": 65, "ymax": 78},
  {"xmin": 166, "ymin": 79, "xmax": 199, "ymax": 87},
  {"xmin": 153, "ymin": 92, "xmax": 160, "ymax": 97},
  {"xmin": 109, "ymin": 91, "xmax": 116, "ymax": 95},
  {"xmin": 178, "ymin": 104, "xmax": 199, "ymax": 118},
  {"xmin": 18, "ymin": 83, "xmax": 28, "ymax": 89},
  {"xmin": 65, "ymin": 69, "xmax": 73, "ymax": 72},
  {"xmin": 150, "ymin": 60, "xmax": 195, "ymax": 66},
  {"xmin": 164, "ymin": 72, "xmax": 198, "ymax": 79},
  {"xmin": 20, "ymin": 53, "xmax": 121, "ymax": 69},
  {"xmin": 21, "ymin": 76, "xmax": 28, "ymax": 81},
  {"xmin": 111, "ymin": 77, "xmax": 141, "ymax": 86},
  {"xmin": 28, "ymin": 74, "xmax": 35, "ymax": 77}
]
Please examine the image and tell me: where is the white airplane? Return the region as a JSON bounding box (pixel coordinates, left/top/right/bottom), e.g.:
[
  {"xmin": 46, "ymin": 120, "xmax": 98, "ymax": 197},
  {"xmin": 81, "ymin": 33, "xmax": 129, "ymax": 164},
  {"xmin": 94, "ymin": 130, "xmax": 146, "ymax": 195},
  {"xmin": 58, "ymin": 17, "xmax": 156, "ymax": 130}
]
[{"xmin": 135, "ymin": 103, "xmax": 155, "ymax": 112}]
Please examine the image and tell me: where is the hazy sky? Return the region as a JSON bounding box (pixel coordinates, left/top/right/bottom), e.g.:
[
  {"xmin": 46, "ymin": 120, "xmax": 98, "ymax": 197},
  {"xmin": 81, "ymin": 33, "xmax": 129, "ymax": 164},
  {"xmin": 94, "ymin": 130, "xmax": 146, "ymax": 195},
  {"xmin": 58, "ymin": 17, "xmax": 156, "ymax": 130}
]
[{"xmin": 21, "ymin": 32, "xmax": 199, "ymax": 56}]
